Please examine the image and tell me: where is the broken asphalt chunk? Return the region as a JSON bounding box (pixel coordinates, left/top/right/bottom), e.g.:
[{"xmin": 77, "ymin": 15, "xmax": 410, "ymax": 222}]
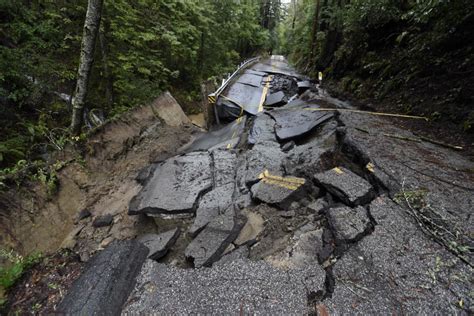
[
  {"xmin": 250, "ymin": 170, "xmax": 306, "ymax": 208},
  {"xmin": 248, "ymin": 113, "xmax": 277, "ymax": 145},
  {"xmin": 189, "ymin": 183, "xmax": 234, "ymax": 237},
  {"xmin": 327, "ymin": 206, "xmax": 371, "ymax": 242},
  {"xmin": 185, "ymin": 208, "xmax": 246, "ymax": 268},
  {"xmin": 138, "ymin": 228, "xmax": 180, "ymax": 260},
  {"xmin": 57, "ymin": 240, "xmax": 148, "ymax": 315},
  {"xmin": 297, "ymin": 80, "xmax": 312, "ymax": 94},
  {"xmin": 269, "ymin": 108, "xmax": 333, "ymax": 141},
  {"xmin": 129, "ymin": 152, "xmax": 212, "ymax": 216},
  {"xmin": 265, "ymin": 91, "xmax": 287, "ymax": 107},
  {"xmin": 314, "ymin": 167, "xmax": 375, "ymax": 206}
]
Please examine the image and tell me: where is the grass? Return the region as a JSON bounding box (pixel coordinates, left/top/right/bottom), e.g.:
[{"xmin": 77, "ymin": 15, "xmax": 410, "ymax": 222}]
[{"xmin": 0, "ymin": 249, "xmax": 42, "ymax": 293}]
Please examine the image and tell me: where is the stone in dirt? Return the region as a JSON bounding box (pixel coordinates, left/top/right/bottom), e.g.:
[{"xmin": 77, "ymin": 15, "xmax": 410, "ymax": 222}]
[
  {"xmin": 57, "ymin": 240, "xmax": 148, "ymax": 315},
  {"xmin": 138, "ymin": 228, "xmax": 180, "ymax": 260},
  {"xmin": 123, "ymin": 258, "xmax": 326, "ymax": 314},
  {"xmin": 269, "ymin": 107, "xmax": 333, "ymax": 141},
  {"xmin": 314, "ymin": 167, "xmax": 375, "ymax": 206},
  {"xmin": 265, "ymin": 91, "xmax": 287, "ymax": 107},
  {"xmin": 327, "ymin": 206, "xmax": 371, "ymax": 242},
  {"xmin": 76, "ymin": 209, "xmax": 91, "ymax": 221},
  {"xmin": 250, "ymin": 172, "xmax": 306, "ymax": 208},
  {"xmin": 128, "ymin": 152, "xmax": 212, "ymax": 216},
  {"xmin": 185, "ymin": 208, "xmax": 246, "ymax": 268},
  {"xmin": 188, "ymin": 183, "xmax": 234, "ymax": 237},
  {"xmin": 92, "ymin": 214, "xmax": 113, "ymax": 228}
]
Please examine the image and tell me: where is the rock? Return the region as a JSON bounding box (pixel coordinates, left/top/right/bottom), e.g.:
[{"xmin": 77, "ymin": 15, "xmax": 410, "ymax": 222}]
[
  {"xmin": 150, "ymin": 91, "xmax": 190, "ymax": 127},
  {"xmin": 185, "ymin": 208, "xmax": 246, "ymax": 268},
  {"xmin": 234, "ymin": 211, "xmax": 264, "ymax": 246},
  {"xmin": 77, "ymin": 209, "xmax": 91, "ymax": 221},
  {"xmin": 93, "ymin": 214, "xmax": 114, "ymax": 228},
  {"xmin": 250, "ymin": 171, "xmax": 306, "ymax": 208},
  {"xmin": 123, "ymin": 258, "xmax": 326, "ymax": 315},
  {"xmin": 189, "ymin": 183, "xmax": 234, "ymax": 237},
  {"xmin": 265, "ymin": 91, "xmax": 287, "ymax": 107},
  {"xmin": 314, "ymin": 167, "xmax": 375, "ymax": 206},
  {"xmin": 57, "ymin": 240, "xmax": 148, "ymax": 315},
  {"xmin": 138, "ymin": 228, "xmax": 180, "ymax": 260},
  {"xmin": 248, "ymin": 113, "xmax": 277, "ymax": 145},
  {"xmin": 327, "ymin": 206, "xmax": 371, "ymax": 242},
  {"xmin": 269, "ymin": 107, "xmax": 333, "ymax": 141},
  {"xmin": 129, "ymin": 152, "xmax": 212, "ymax": 216},
  {"xmin": 281, "ymin": 141, "xmax": 295, "ymax": 152}
]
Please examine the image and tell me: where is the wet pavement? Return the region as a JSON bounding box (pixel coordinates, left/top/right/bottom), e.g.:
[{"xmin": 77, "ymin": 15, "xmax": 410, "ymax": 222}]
[{"xmin": 59, "ymin": 56, "xmax": 474, "ymax": 315}]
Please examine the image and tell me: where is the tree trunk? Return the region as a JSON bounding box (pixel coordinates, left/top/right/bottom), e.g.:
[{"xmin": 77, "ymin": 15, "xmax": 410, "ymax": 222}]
[
  {"xmin": 70, "ymin": 0, "xmax": 104, "ymax": 135},
  {"xmin": 309, "ymin": 0, "xmax": 321, "ymax": 70}
]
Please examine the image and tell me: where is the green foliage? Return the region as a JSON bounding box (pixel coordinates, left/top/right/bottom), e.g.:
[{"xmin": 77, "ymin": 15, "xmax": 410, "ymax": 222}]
[
  {"xmin": 1, "ymin": 0, "xmax": 273, "ymax": 174},
  {"xmin": 0, "ymin": 249, "xmax": 42, "ymax": 291}
]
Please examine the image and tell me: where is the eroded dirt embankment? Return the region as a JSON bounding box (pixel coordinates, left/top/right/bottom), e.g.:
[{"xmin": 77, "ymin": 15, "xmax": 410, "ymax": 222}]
[{"xmin": 0, "ymin": 92, "xmax": 197, "ymax": 258}]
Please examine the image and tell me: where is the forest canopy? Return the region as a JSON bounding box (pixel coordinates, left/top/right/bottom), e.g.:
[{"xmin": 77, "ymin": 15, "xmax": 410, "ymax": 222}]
[{"xmin": 0, "ymin": 0, "xmax": 280, "ymax": 170}]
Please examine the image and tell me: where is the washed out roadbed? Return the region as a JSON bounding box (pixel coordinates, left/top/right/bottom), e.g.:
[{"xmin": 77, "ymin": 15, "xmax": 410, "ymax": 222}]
[{"xmin": 2, "ymin": 57, "xmax": 473, "ymax": 315}]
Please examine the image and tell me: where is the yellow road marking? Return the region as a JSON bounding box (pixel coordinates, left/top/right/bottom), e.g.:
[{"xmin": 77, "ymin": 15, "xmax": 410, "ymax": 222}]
[
  {"xmin": 258, "ymin": 170, "xmax": 305, "ymax": 190},
  {"xmin": 332, "ymin": 167, "xmax": 344, "ymax": 174},
  {"xmin": 304, "ymin": 108, "xmax": 428, "ymax": 121},
  {"xmin": 366, "ymin": 162, "xmax": 375, "ymax": 173},
  {"xmin": 258, "ymin": 75, "xmax": 272, "ymax": 113}
]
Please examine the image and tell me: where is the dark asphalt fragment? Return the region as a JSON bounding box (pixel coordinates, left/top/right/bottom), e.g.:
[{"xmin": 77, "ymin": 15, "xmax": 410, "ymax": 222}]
[
  {"xmin": 314, "ymin": 167, "xmax": 375, "ymax": 206},
  {"xmin": 265, "ymin": 91, "xmax": 287, "ymax": 107},
  {"xmin": 297, "ymin": 80, "xmax": 312, "ymax": 94},
  {"xmin": 57, "ymin": 240, "xmax": 148, "ymax": 315},
  {"xmin": 128, "ymin": 152, "xmax": 212, "ymax": 216},
  {"xmin": 188, "ymin": 183, "xmax": 234, "ymax": 237},
  {"xmin": 185, "ymin": 208, "xmax": 246, "ymax": 268},
  {"xmin": 92, "ymin": 214, "xmax": 113, "ymax": 227},
  {"xmin": 269, "ymin": 107, "xmax": 333, "ymax": 141},
  {"xmin": 250, "ymin": 172, "xmax": 306, "ymax": 208},
  {"xmin": 138, "ymin": 228, "xmax": 180, "ymax": 260},
  {"xmin": 248, "ymin": 113, "xmax": 277, "ymax": 145}
]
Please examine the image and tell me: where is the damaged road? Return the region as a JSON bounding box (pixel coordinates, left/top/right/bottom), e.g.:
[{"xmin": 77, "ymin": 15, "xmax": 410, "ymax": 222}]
[{"xmin": 59, "ymin": 56, "xmax": 473, "ymax": 315}]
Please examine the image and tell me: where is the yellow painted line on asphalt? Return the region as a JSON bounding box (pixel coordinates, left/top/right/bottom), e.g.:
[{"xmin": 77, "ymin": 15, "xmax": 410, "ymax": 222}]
[
  {"xmin": 258, "ymin": 170, "xmax": 305, "ymax": 191},
  {"xmin": 303, "ymin": 108, "xmax": 428, "ymax": 121},
  {"xmin": 332, "ymin": 167, "xmax": 344, "ymax": 174},
  {"xmin": 258, "ymin": 75, "xmax": 273, "ymax": 113},
  {"xmin": 366, "ymin": 162, "xmax": 375, "ymax": 173}
]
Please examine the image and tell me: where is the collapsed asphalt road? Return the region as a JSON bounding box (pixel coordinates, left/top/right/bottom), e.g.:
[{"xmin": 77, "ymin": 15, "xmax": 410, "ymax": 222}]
[{"xmin": 59, "ymin": 56, "xmax": 473, "ymax": 315}]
